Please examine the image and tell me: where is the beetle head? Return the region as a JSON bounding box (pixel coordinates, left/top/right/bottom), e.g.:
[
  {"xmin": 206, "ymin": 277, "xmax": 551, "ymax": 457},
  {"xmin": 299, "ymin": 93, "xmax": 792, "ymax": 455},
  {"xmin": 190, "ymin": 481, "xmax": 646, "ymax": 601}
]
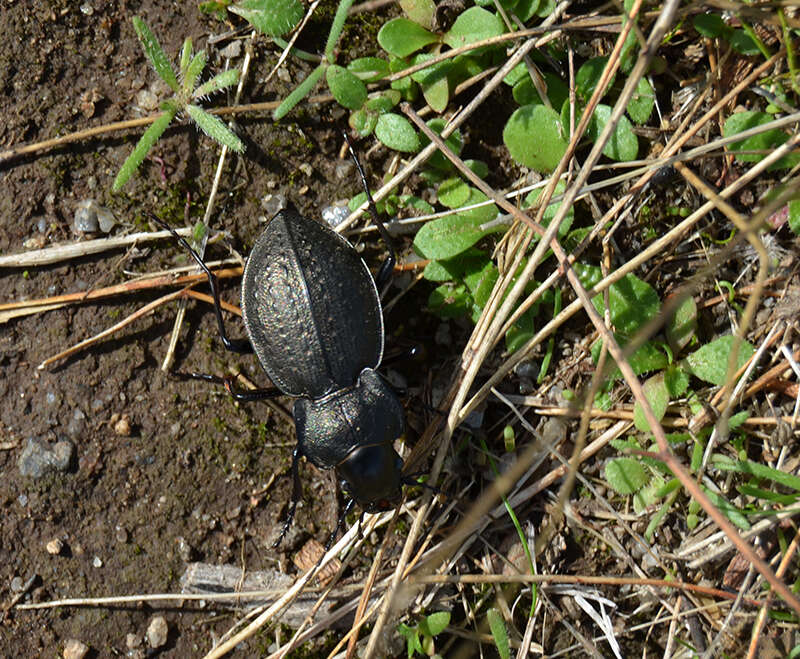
[{"xmin": 337, "ymin": 443, "xmax": 404, "ymax": 512}]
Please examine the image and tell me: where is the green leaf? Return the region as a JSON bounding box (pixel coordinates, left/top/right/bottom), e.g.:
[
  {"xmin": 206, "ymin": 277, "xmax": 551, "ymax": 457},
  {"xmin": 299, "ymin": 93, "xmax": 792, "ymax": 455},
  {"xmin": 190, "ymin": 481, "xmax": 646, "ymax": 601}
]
[
  {"xmin": 428, "ymin": 282, "xmax": 472, "ymax": 317},
  {"xmin": 503, "ymin": 104, "xmax": 567, "ymax": 173},
  {"xmin": 729, "ymin": 29, "xmax": 760, "ymax": 56},
  {"xmin": 438, "ymin": 177, "xmax": 471, "ymax": 208},
  {"xmin": 512, "ymin": 71, "xmax": 569, "ymax": 108},
  {"xmin": 179, "ymin": 38, "xmax": 193, "ymax": 75},
  {"xmin": 423, "ymin": 248, "xmax": 489, "ymax": 282},
  {"xmin": 375, "ymin": 113, "xmax": 420, "ymax": 152},
  {"xmin": 194, "ymin": 68, "xmax": 240, "ymax": 98},
  {"xmin": 112, "ymin": 104, "xmax": 177, "ymax": 191},
  {"xmin": 789, "ymin": 200, "xmax": 800, "ymax": 236},
  {"xmin": 186, "ymin": 105, "xmax": 244, "ymax": 152},
  {"xmin": 378, "ymin": 18, "xmax": 438, "ymax": 57},
  {"xmin": 713, "ymin": 456, "xmax": 800, "ymax": 491},
  {"xmin": 605, "ymin": 457, "xmax": 648, "ymax": 495},
  {"xmin": 523, "ymin": 180, "xmax": 574, "ymax": 239},
  {"xmin": 411, "ymin": 54, "xmax": 451, "ymax": 112},
  {"xmin": 443, "ymin": 7, "xmax": 505, "ymax": 49},
  {"xmin": 575, "ymin": 56, "xmax": 613, "ymax": 102},
  {"xmin": 349, "ymin": 108, "xmax": 377, "ymax": 137},
  {"xmin": 633, "ymin": 474, "xmax": 665, "ymax": 514},
  {"xmin": 702, "ymin": 487, "xmax": 751, "ymax": 530},
  {"xmin": 723, "ymin": 111, "xmax": 800, "ymax": 170},
  {"xmin": 578, "ymin": 265, "xmax": 660, "ymax": 339},
  {"xmin": 693, "ymin": 13, "xmax": 728, "ymax": 38},
  {"xmin": 634, "ymin": 372, "xmax": 669, "ymax": 432},
  {"xmin": 327, "ymin": 65, "xmax": 368, "ymax": 109},
  {"xmin": 347, "ymin": 57, "xmax": 390, "ymax": 82},
  {"xmin": 487, "ymin": 608, "xmax": 510, "ymax": 659},
  {"xmin": 274, "ymin": 63, "xmax": 327, "ymax": 119},
  {"xmin": 399, "ymin": 0, "xmax": 436, "ymax": 27},
  {"xmin": 588, "ymin": 104, "xmax": 638, "ymax": 161},
  {"xmin": 684, "ymin": 335, "xmax": 755, "ymax": 386},
  {"xmin": 414, "ymin": 191, "xmax": 500, "ymax": 259},
  {"xmin": 464, "ymin": 260, "xmax": 498, "ymax": 308},
  {"xmin": 132, "ymin": 17, "xmax": 179, "ymax": 93},
  {"xmin": 183, "ymin": 49, "xmax": 206, "ymax": 92},
  {"xmin": 664, "ymin": 364, "xmax": 689, "ymax": 398},
  {"xmin": 324, "ymin": 0, "xmax": 355, "ymax": 62},
  {"xmin": 230, "ymin": 0, "xmax": 303, "ymax": 37},
  {"xmin": 627, "ymin": 76, "xmax": 654, "ymax": 124},
  {"xmin": 420, "ymin": 611, "xmax": 450, "ymax": 636},
  {"xmin": 665, "ymin": 295, "xmax": 697, "ymax": 354},
  {"xmin": 505, "ymin": 308, "xmax": 535, "ymax": 353},
  {"xmin": 421, "ymin": 118, "xmax": 462, "ymax": 171}
]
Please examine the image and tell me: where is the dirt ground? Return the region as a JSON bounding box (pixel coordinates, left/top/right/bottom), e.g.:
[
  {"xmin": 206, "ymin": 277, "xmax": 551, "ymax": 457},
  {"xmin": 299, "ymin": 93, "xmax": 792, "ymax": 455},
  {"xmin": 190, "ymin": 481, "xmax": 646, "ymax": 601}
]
[{"xmin": 0, "ymin": 1, "xmax": 435, "ymax": 655}]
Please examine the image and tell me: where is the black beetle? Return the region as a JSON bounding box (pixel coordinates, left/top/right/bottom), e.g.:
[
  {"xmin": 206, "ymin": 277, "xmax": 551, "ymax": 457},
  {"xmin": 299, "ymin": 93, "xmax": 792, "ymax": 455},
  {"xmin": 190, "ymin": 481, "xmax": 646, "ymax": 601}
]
[{"xmin": 157, "ymin": 138, "xmax": 408, "ymax": 544}]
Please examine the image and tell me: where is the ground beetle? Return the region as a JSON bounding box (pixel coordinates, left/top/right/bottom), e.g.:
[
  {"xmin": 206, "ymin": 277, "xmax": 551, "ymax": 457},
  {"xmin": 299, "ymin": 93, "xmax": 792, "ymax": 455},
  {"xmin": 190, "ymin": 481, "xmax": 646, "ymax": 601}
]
[{"xmin": 158, "ymin": 137, "xmax": 409, "ymax": 545}]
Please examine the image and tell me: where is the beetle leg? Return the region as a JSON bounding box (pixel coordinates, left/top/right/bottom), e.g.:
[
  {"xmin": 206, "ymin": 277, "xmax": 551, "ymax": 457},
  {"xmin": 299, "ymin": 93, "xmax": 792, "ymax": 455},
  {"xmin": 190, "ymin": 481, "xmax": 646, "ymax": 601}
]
[
  {"xmin": 273, "ymin": 445, "xmax": 304, "ymax": 548},
  {"xmin": 171, "ymin": 370, "xmax": 282, "ymax": 402},
  {"xmin": 323, "ymin": 497, "xmax": 355, "ymax": 554},
  {"xmin": 151, "ymin": 214, "xmax": 253, "ymax": 354},
  {"xmin": 342, "ymin": 133, "xmax": 397, "ymax": 290}
]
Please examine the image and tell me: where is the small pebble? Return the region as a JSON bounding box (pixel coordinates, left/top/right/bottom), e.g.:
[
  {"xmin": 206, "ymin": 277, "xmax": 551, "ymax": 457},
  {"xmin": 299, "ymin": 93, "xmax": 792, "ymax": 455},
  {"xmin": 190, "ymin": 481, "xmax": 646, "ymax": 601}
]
[
  {"xmin": 95, "ymin": 205, "xmax": 116, "ymax": 233},
  {"xmin": 146, "ymin": 615, "xmax": 169, "ymax": 648},
  {"xmin": 10, "ymin": 576, "xmax": 24, "ymax": 592},
  {"xmin": 116, "ymin": 525, "xmax": 129, "ymax": 544},
  {"xmin": 334, "ymin": 160, "xmax": 354, "ymax": 179},
  {"xmin": 276, "ymin": 67, "xmax": 291, "ymax": 83},
  {"xmin": 114, "ymin": 415, "xmax": 131, "ymax": 437},
  {"xmin": 62, "ymin": 639, "xmax": 89, "ymax": 659},
  {"xmin": 93, "ymin": 556, "xmax": 103, "ymax": 568},
  {"xmin": 136, "ymin": 89, "xmax": 159, "ymax": 111},
  {"xmin": 219, "ymin": 40, "xmax": 241, "ymax": 59},
  {"xmin": 18, "ymin": 437, "xmax": 74, "ymax": 479},
  {"xmin": 46, "ymin": 538, "xmax": 64, "ymax": 555},
  {"xmin": 298, "ymin": 162, "xmax": 313, "ymax": 177},
  {"xmin": 73, "ymin": 199, "xmax": 99, "ymax": 233},
  {"xmin": 18, "ymin": 494, "xmax": 28, "ymax": 507},
  {"xmin": 36, "ymin": 217, "xmax": 48, "ymax": 233},
  {"xmin": 79, "ymin": 3, "xmax": 93, "ymax": 15},
  {"xmin": 126, "ymin": 633, "xmax": 141, "ymax": 649},
  {"xmin": 260, "ymin": 193, "xmax": 287, "ymax": 217}
]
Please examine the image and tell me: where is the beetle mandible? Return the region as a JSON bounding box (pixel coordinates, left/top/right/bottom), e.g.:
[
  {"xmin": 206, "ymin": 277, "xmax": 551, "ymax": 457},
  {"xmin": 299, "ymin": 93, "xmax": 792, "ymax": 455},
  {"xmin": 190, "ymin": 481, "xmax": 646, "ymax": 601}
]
[{"xmin": 158, "ymin": 137, "xmax": 408, "ymax": 544}]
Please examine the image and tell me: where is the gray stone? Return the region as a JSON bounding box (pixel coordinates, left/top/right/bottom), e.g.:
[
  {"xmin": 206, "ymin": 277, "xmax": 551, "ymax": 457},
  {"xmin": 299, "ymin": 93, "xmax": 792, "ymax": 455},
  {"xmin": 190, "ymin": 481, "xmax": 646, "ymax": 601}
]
[{"xmin": 18, "ymin": 437, "xmax": 74, "ymax": 479}]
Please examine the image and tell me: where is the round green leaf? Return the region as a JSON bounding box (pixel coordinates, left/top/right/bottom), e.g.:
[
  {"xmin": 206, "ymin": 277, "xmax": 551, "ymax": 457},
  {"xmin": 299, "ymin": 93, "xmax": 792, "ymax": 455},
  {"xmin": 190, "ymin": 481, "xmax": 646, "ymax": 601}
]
[
  {"xmin": 349, "ymin": 108, "xmax": 377, "ymax": 137},
  {"xmin": 693, "ymin": 13, "xmax": 727, "ymax": 38},
  {"xmin": 421, "ymin": 118, "xmax": 463, "ymax": 171},
  {"xmin": 605, "ymin": 457, "xmax": 648, "ymax": 495},
  {"xmin": 788, "ymin": 200, "xmax": 800, "ymax": 236},
  {"xmin": 512, "ymin": 71, "xmax": 568, "ymax": 108},
  {"xmin": 665, "ymin": 294, "xmax": 697, "ymax": 354},
  {"xmin": 523, "ymin": 179, "xmax": 573, "ymax": 238},
  {"xmin": 375, "ymin": 113, "xmax": 420, "ymax": 152},
  {"xmin": 723, "ymin": 111, "xmax": 800, "ymax": 169},
  {"xmin": 229, "ymin": 0, "xmax": 303, "ymax": 37},
  {"xmin": 443, "ymin": 6, "xmax": 505, "ymax": 49},
  {"xmin": 399, "ymin": 0, "xmax": 436, "ymax": 28},
  {"xmin": 627, "ymin": 76, "xmax": 654, "ymax": 125},
  {"xmin": 589, "ymin": 104, "xmax": 638, "ymax": 162},
  {"xmin": 684, "ymin": 336, "xmax": 755, "ymax": 386},
  {"xmin": 347, "ymin": 57, "xmax": 390, "ymax": 82},
  {"xmin": 633, "ymin": 372, "xmax": 669, "ymax": 432},
  {"xmin": 503, "ymin": 104, "xmax": 567, "ymax": 173},
  {"xmin": 575, "ymin": 56, "xmax": 613, "ymax": 102},
  {"xmin": 326, "ymin": 65, "xmax": 367, "ymax": 109},
  {"xmin": 378, "ymin": 18, "xmax": 438, "ymax": 58},
  {"xmin": 438, "ymin": 177, "xmax": 471, "ymax": 208}
]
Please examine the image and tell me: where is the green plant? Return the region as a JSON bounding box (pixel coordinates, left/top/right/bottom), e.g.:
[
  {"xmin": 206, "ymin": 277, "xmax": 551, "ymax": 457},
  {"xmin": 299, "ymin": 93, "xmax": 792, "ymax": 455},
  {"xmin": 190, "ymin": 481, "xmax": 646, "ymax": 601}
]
[
  {"xmin": 112, "ymin": 17, "xmax": 243, "ymax": 191},
  {"xmin": 397, "ymin": 611, "xmax": 450, "ymax": 658}
]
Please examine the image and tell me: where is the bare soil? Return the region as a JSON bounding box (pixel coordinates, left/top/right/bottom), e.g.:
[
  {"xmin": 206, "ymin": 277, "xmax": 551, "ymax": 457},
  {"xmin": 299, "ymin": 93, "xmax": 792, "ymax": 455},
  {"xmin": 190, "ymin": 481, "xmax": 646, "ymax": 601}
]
[{"xmin": 0, "ymin": 2, "xmax": 415, "ymax": 655}]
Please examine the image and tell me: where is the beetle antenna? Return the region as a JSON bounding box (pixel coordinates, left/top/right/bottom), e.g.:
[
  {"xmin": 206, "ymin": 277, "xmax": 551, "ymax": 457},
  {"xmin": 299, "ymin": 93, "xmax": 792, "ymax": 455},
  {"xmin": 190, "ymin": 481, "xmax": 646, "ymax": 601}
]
[{"xmin": 341, "ymin": 130, "xmax": 397, "ymax": 289}]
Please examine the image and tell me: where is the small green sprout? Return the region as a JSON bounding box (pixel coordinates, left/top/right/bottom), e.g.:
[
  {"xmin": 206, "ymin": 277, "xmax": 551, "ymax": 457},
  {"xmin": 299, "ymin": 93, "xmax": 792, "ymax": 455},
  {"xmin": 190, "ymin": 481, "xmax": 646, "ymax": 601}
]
[{"xmin": 112, "ymin": 17, "xmax": 243, "ymax": 191}]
